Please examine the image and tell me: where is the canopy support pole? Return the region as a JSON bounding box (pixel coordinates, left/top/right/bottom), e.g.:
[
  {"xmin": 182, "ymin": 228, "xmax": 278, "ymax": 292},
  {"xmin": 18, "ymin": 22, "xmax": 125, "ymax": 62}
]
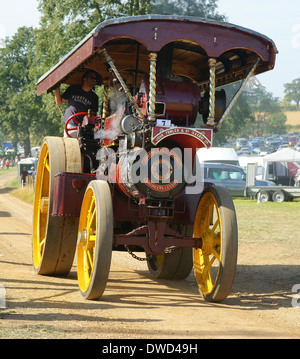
[
  {"xmin": 207, "ymin": 58, "xmax": 217, "ymax": 127},
  {"xmin": 148, "ymin": 53, "xmax": 158, "ymax": 123}
]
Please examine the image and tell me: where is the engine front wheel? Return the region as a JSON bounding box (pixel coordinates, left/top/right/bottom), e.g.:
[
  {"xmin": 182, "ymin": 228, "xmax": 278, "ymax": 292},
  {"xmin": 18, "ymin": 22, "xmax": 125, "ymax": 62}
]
[
  {"xmin": 77, "ymin": 180, "xmax": 113, "ymax": 300},
  {"xmin": 193, "ymin": 186, "xmax": 238, "ymax": 302}
]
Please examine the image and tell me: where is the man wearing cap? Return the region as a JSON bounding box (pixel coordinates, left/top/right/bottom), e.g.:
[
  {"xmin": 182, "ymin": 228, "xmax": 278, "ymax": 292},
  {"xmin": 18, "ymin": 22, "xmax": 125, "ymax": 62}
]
[{"xmin": 55, "ymin": 69, "xmax": 101, "ymax": 137}]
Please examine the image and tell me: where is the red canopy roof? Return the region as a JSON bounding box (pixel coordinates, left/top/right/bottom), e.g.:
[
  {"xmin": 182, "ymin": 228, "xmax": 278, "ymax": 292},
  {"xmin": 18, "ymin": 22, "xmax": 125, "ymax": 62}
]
[{"xmin": 37, "ymin": 15, "xmax": 277, "ymax": 95}]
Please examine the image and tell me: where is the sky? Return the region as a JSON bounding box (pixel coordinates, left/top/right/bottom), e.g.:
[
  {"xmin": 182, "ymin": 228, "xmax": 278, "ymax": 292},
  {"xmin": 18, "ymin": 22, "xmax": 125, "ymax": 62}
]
[
  {"xmin": 217, "ymin": 0, "xmax": 300, "ymax": 100},
  {"xmin": 0, "ymin": 0, "xmax": 299, "ymax": 100},
  {"xmin": 0, "ymin": 0, "xmax": 40, "ymax": 39}
]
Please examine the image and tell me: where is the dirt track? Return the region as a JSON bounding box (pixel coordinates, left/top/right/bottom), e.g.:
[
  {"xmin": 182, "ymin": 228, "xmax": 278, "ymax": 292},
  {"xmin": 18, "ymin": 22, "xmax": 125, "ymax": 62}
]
[{"xmin": 0, "ymin": 171, "xmax": 300, "ymax": 339}]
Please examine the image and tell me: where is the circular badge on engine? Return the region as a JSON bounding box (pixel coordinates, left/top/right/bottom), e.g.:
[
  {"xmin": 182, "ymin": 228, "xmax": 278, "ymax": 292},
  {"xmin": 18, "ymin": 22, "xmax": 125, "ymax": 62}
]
[
  {"xmin": 135, "ymin": 147, "xmax": 185, "ymax": 198},
  {"xmin": 151, "ymin": 157, "xmax": 173, "ymax": 182}
]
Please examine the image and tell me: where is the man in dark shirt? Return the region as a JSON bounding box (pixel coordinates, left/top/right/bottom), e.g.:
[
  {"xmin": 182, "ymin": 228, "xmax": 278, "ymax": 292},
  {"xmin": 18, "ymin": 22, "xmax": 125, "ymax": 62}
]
[{"xmin": 55, "ymin": 69, "xmax": 101, "ymax": 137}]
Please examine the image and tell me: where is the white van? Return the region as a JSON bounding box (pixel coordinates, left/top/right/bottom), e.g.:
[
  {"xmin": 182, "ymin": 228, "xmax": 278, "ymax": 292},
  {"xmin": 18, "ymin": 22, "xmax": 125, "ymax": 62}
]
[{"xmin": 196, "ymin": 147, "xmax": 239, "ymax": 166}]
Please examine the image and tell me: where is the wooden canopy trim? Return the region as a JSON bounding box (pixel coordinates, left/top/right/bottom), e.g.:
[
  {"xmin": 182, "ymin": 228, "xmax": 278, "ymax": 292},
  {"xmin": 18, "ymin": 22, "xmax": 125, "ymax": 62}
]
[{"xmin": 37, "ymin": 15, "xmax": 277, "ymax": 96}]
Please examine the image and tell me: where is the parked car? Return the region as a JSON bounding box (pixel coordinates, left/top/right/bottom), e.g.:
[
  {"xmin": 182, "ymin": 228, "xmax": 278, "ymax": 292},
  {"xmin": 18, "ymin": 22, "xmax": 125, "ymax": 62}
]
[
  {"xmin": 288, "ymin": 136, "xmax": 298, "ymax": 146},
  {"xmin": 257, "ymin": 146, "xmax": 269, "ymax": 155},
  {"xmin": 237, "ymin": 147, "xmax": 252, "ymax": 156},
  {"xmin": 267, "ymin": 139, "xmax": 281, "ymax": 150},
  {"xmin": 248, "ymin": 140, "xmax": 260, "ymax": 153},
  {"xmin": 279, "ymin": 135, "xmax": 289, "ymax": 144},
  {"xmin": 264, "ymin": 137, "xmax": 273, "ymax": 146},
  {"xmin": 203, "ymin": 163, "xmax": 274, "ymax": 197},
  {"xmin": 253, "ymin": 137, "xmax": 265, "ymax": 147},
  {"xmin": 235, "ymin": 138, "xmax": 249, "ymax": 149},
  {"xmin": 278, "ymin": 144, "xmax": 289, "ymax": 151}
]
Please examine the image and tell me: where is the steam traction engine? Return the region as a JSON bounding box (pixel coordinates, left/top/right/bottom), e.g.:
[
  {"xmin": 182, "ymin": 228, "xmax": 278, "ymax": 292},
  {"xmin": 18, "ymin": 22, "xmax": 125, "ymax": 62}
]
[{"xmin": 32, "ymin": 16, "xmax": 277, "ymax": 302}]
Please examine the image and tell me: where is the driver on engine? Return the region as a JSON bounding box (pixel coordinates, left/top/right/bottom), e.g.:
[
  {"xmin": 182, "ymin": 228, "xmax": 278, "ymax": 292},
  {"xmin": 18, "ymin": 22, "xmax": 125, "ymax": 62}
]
[{"xmin": 54, "ymin": 69, "xmax": 101, "ymax": 137}]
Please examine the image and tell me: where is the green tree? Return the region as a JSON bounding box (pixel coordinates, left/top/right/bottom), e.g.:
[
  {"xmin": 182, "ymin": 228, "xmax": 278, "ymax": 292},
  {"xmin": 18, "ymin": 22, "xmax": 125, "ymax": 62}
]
[
  {"xmin": 152, "ymin": 0, "xmax": 226, "ymax": 20},
  {"xmin": 0, "ymin": 27, "xmax": 43, "ymax": 156},
  {"xmin": 123, "ymin": 0, "xmax": 153, "ymax": 15},
  {"xmin": 213, "ymin": 85, "xmax": 288, "ymax": 145},
  {"xmin": 213, "ymin": 83, "xmax": 254, "ymax": 146},
  {"xmin": 264, "ymin": 112, "xmax": 287, "ymax": 135},
  {"xmin": 284, "ymin": 78, "xmax": 300, "ymax": 109},
  {"xmin": 247, "ymin": 87, "xmax": 286, "ymax": 136}
]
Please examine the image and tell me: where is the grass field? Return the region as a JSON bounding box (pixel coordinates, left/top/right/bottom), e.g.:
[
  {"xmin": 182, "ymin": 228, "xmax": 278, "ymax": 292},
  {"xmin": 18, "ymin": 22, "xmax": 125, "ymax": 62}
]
[
  {"xmin": 234, "ymin": 197, "xmax": 300, "ymax": 241},
  {"xmin": 0, "ymin": 168, "xmax": 34, "ymax": 204},
  {"xmin": 234, "ymin": 197, "xmax": 300, "ymax": 265}
]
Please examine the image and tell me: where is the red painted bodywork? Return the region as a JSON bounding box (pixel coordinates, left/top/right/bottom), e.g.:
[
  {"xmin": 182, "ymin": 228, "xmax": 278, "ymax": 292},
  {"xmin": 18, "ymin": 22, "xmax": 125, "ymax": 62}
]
[
  {"xmin": 52, "ymin": 172, "xmax": 96, "ymax": 217},
  {"xmin": 138, "ymin": 77, "xmax": 201, "ymax": 127}
]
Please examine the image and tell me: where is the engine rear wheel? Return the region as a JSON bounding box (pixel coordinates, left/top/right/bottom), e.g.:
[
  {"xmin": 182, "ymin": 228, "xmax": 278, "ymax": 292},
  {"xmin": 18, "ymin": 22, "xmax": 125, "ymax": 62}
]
[
  {"xmin": 147, "ymin": 247, "xmax": 193, "ymax": 280},
  {"xmin": 193, "ymin": 186, "xmax": 238, "ymax": 302},
  {"xmin": 32, "ymin": 137, "xmax": 81, "ymax": 275}
]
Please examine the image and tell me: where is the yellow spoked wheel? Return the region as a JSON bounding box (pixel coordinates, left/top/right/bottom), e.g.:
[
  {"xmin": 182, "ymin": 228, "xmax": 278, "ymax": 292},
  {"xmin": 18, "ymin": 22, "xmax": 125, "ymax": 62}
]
[
  {"xmin": 77, "ymin": 180, "xmax": 113, "ymax": 300},
  {"xmin": 193, "ymin": 186, "xmax": 238, "ymax": 302},
  {"xmin": 32, "ymin": 136, "xmax": 81, "ymax": 275}
]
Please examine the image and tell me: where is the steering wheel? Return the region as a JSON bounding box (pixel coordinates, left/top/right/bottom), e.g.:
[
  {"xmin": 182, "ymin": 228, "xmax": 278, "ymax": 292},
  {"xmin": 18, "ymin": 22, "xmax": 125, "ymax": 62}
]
[{"xmin": 64, "ymin": 112, "xmax": 88, "ymax": 138}]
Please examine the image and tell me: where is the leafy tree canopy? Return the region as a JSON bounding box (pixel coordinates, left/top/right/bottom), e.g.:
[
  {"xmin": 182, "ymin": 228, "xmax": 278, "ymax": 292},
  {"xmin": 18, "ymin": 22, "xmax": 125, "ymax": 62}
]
[{"xmin": 284, "ymin": 78, "xmax": 300, "ymax": 109}]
